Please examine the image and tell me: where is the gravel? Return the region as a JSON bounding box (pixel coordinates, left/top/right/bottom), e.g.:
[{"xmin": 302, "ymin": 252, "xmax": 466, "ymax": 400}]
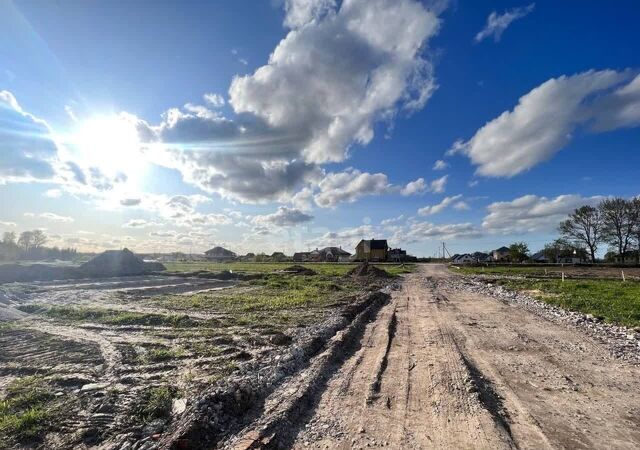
[{"xmin": 439, "ymin": 276, "xmax": 640, "ymax": 364}]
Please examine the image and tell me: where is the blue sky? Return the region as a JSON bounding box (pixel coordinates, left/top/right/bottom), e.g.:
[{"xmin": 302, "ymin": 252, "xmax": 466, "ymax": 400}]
[{"xmin": 1, "ymin": 0, "xmax": 639, "ymax": 256}]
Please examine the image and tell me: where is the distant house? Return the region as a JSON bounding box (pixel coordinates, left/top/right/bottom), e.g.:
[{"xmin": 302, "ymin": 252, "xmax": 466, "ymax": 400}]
[
  {"xmin": 492, "ymin": 246, "xmax": 510, "ymax": 262},
  {"xmin": 388, "ymin": 248, "xmax": 408, "ymax": 262},
  {"xmin": 204, "ymin": 246, "xmax": 237, "ymax": 262},
  {"xmin": 355, "ymin": 239, "xmax": 388, "ymax": 261},
  {"xmin": 270, "ymin": 252, "xmax": 288, "ymax": 262},
  {"xmin": 453, "ymin": 254, "xmax": 475, "ymax": 264},
  {"xmin": 531, "ymin": 251, "xmax": 549, "ymax": 263},
  {"xmin": 319, "ymin": 247, "xmax": 351, "ymax": 262},
  {"xmin": 610, "ymin": 250, "xmax": 639, "ymax": 264},
  {"xmin": 472, "ymin": 252, "xmax": 490, "ymax": 263},
  {"xmin": 293, "ymin": 252, "xmax": 310, "ymax": 262}
]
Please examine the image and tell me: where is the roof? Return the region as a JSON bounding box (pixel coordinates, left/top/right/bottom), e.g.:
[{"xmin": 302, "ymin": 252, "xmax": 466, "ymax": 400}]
[
  {"xmin": 494, "ymin": 246, "xmax": 510, "ymax": 253},
  {"xmin": 357, "ymin": 239, "xmax": 388, "ymax": 249},
  {"xmin": 321, "ymin": 246, "xmax": 351, "ymax": 256},
  {"xmin": 205, "ymin": 246, "xmax": 236, "ymax": 257},
  {"xmin": 531, "ymin": 251, "xmax": 547, "ymax": 260}
]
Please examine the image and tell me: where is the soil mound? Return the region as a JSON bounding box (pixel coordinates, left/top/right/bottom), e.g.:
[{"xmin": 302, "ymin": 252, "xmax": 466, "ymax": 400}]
[
  {"xmin": 282, "ymin": 265, "xmax": 317, "ymax": 276},
  {"xmin": 346, "ymin": 262, "xmax": 392, "ymax": 279},
  {"xmin": 0, "ymin": 264, "xmax": 79, "ymax": 283},
  {"xmin": 79, "ymin": 248, "xmax": 150, "ymax": 277}
]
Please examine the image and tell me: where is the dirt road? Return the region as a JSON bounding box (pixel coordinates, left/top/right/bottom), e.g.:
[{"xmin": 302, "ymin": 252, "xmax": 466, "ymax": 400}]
[{"xmin": 250, "ymin": 264, "xmax": 640, "ymax": 449}]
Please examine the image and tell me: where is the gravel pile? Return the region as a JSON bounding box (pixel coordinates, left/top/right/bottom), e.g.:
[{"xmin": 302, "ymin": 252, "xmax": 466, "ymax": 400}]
[{"xmin": 440, "ymin": 276, "xmax": 640, "ymax": 364}]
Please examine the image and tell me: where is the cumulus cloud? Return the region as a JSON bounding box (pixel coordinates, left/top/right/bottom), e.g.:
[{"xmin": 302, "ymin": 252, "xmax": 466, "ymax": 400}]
[
  {"xmin": 432, "ymin": 159, "xmax": 448, "ymax": 170},
  {"xmin": 418, "ymin": 194, "xmax": 462, "ymax": 216},
  {"xmin": 306, "ymin": 224, "xmax": 375, "ymax": 249},
  {"xmin": 44, "ymin": 189, "xmax": 62, "ymax": 198},
  {"xmin": 453, "ymin": 70, "xmax": 640, "ymax": 177},
  {"xmin": 23, "ymin": 212, "xmax": 74, "ymax": 223},
  {"xmin": 203, "ymin": 93, "xmax": 225, "ymax": 108},
  {"xmin": 475, "ymin": 3, "xmax": 535, "ymax": 43},
  {"xmin": 120, "ymin": 198, "xmax": 142, "ymax": 206},
  {"xmin": 122, "ymin": 219, "xmax": 160, "ymax": 228},
  {"xmin": 0, "ymin": 91, "xmax": 60, "ymax": 184},
  {"xmin": 230, "ymin": 0, "xmax": 440, "ymax": 164},
  {"xmin": 252, "ymin": 206, "xmax": 313, "ymax": 227},
  {"xmin": 428, "ymin": 175, "xmax": 448, "ymax": 193},
  {"xmin": 482, "ymin": 194, "xmax": 603, "ymax": 234},
  {"xmin": 398, "ymin": 221, "xmax": 482, "ymax": 242},
  {"xmin": 314, "ymin": 169, "xmax": 392, "ymax": 207},
  {"xmin": 401, "ymin": 178, "xmax": 426, "ymax": 196},
  {"xmin": 0, "ymin": 221, "xmax": 17, "ymax": 227}
]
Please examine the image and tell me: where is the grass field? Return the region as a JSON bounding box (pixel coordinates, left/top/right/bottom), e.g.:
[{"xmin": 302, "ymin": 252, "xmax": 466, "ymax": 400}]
[
  {"xmin": 163, "ymin": 261, "xmax": 415, "ymax": 277},
  {"xmin": 492, "ymin": 278, "xmax": 640, "ymax": 328},
  {"xmin": 452, "ymin": 264, "xmax": 640, "ymax": 280}
]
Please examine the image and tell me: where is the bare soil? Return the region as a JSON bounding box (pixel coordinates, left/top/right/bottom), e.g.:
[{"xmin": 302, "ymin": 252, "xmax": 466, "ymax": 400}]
[{"xmin": 227, "ymin": 265, "xmax": 640, "ymax": 449}]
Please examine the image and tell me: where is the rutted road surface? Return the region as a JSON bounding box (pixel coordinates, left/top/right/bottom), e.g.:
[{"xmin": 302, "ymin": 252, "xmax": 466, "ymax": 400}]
[{"xmin": 234, "ymin": 264, "xmax": 640, "ymax": 449}]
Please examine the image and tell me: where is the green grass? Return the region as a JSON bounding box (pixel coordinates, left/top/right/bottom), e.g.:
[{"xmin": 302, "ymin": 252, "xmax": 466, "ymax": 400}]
[
  {"xmin": 494, "ymin": 278, "xmax": 640, "ymax": 327},
  {"xmin": 453, "ymin": 265, "xmax": 550, "ymax": 276},
  {"xmin": 144, "ymin": 346, "xmax": 186, "ymax": 362},
  {"xmin": 164, "ymin": 261, "xmax": 415, "ymax": 277},
  {"xmin": 25, "ymin": 305, "xmax": 202, "ymax": 328},
  {"xmin": 131, "ymin": 386, "xmax": 176, "ymax": 424},
  {"xmin": 0, "ymin": 377, "xmax": 56, "ymax": 445}
]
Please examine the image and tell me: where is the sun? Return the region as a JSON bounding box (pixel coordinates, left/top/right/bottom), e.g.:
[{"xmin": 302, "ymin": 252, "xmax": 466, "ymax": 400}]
[{"xmin": 75, "ymin": 115, "xmax": 145, "ymax": 176}]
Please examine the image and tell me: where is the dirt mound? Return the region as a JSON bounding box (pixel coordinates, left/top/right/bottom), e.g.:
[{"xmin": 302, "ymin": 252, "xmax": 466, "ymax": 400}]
[
  {"xmin": 79, "ymin": 248, "xmax": 148, "ymax": 277},
  {"xmin": 346, "ymin": 262, "xmax": 392, "ymax": 279},
  {"xmin": 0, "ymin": 264, "xmax": 80, "ymax": 283},
  {"xmin": 282, "ymin": 265, "xmax": 317, "ymax": 275}
]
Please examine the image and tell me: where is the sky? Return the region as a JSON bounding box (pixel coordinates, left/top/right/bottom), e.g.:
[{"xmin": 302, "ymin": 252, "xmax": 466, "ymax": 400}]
[{"xmin": 1, "ymin": 0, "xmax": 639, "ymax": 257}]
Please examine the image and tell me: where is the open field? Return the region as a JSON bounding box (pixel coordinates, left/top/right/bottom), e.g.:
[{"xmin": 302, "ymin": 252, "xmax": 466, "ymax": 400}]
[
  {"xmin": 0, "ymin": 263, "xmax": 397, "ymax": 448},
  {"xmin": 163, "ymin": 261, "xmax": 415, "ymax": 276},
  {"xmin": 450, "ymin": 264, "xmax": 640, "ymax": 328},
  {"xmin": 453, "ymin": 264, "xmax": 640, "ymax": 280}
]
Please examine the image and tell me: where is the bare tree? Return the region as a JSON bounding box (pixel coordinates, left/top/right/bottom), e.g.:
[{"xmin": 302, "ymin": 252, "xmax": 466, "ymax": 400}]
[
  {"xmin": 2, "ymin": 231, "xmax": 16, "ymax": 245},
  {"xmin": 559, "ymin": 205, "xmax": 602, "ymax": 262},
  {"xmin": 599, "ymin": 198, "xmax": 635, "ymax": 263},
  {"xmin": 31, "ymin": 229, "xmax": 47, "ymax": 248},
  {"xmin": 632, "ymin": 197, "xmax": 640, "ymax": 264},
  {"xmin": 17, "ymin": 231, "xmax": 34, "ymax": 252}
]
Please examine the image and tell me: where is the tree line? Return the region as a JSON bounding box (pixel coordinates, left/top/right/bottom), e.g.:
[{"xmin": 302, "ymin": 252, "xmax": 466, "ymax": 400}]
[
  {"xmin": 558, "ymin": 197, "xmax": 640, "ymax": 264},
  {"xmin": 0, "ymin": 230, "xmax": 77, "ymax": 262}
]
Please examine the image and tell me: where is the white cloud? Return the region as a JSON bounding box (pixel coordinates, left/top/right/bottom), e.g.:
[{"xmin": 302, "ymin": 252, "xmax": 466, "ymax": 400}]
[
  {"xmin": 432, "ymin": 159, "xmax": 448, "ymax": 170},
  {"xmin": 122, "ymin": 219, "xmax": 161, "ymax": 228},
  {"xmin": 203, "ymin": 93, "xmax": 225, "ymax": 108},
  {"xmin": 291, "ymin": 187, "xmax": 315, "ymax": 211},
  {"xmin": 229, "ymin": 0, "xmax": 441, "ymax": 164},
  {"xmin": 453, "ymin": 70, "xmax": 640, "ymax": 177},
  {"xmin": 428, "ymin": 175, "xmax": 448, "ymax": 193},
  {"xmin": 284, "ymin": 0, "xmax": 336, "ymax": 28},
  {"xmin": 306, "ymin": 224, "xmax": 375, "ymax": 249},
  {"xmin": 401, "ymin": 178, "xmax": 426, "ymax": 196},
  {"xmin": 44, "ymin": 189, "xmax": 62, "ymax": 198},
  {"xmin": 453, "ymin": 201, "xmax": 470, "ymax": 211},
  {"xmin": 475, "ymin": 3, "xmax": 535, "ymax": 43},
  {"xmin": 0, "ymin": 91, "xmax": 61, "ymax": 184},
  {"xmin": 418, "ymin": 194, "xmax": 463, "ymax": 216},
  {"xmin": 23, "ymin": 212, "xmax": 74, "ymax": 223},
  {"xmin": 399, "ymin": 221, "xmax": 482, "ymax": 243},
  {"xmin": 120, "ymin": 198, "xmax": 142, "ymax": 206},
  {"xmin": 252, "ymin": 206, "xmax": 313, "ymax": 227},
  {"xmin": 0, "ymin": 221, "xmax": 17, "ymax": 227},
  {"xmin": 314, "ymin": 169, "xmax": 392, "ymax": 207},
  {"xmin": 482, "ymin": 194, "xmax": 603, "ymax": 234}
]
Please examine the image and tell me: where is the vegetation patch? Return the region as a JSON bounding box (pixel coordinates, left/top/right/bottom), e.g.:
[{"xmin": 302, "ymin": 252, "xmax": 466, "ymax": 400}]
[
  {"xmin": 130, "ymin": 385, "xmax": 177, "ymax": 424},
  {"xmin": 31, "ymin": 305, "xmax": 203, "ymax": 328},
  {"xmin": 495, "ymin": 278, "xmax": 640, "ymax": 327},
  {"xmin": 0, "ymin": 376, "xmax": 56, "ymax": 446}
]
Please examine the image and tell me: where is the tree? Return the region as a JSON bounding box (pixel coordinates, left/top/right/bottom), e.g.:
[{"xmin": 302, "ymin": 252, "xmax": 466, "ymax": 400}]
[
  {"xmin": 2, "ymin": 231, "xmax": 16, "ymax": 245},
  {"xmin": 559, "ymin": 205, "xmax": 602, "ymax": 262},
  {"xmin": 543, "ymin": 239, "xmax": 588, "ymax": 263},
  {"xmin": 31, "ymin": 229, "xmax": 47, "ymax": 248},
  {"xmin": 508, "ymin": 242, "xmax": 529, "ymax": 262},
  {"xmin": 17, "ymin": 231, "xmax": 34, "ymax": 251},
  {"xmin": 631, "ymin": 197, "xmax": 640, "ymax": 264},
  {"xmin": 599, "ymin": 198, "xmax": 635, "ymax": 263}
]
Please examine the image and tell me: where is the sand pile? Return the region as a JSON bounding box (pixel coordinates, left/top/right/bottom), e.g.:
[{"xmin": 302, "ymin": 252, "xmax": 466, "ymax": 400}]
[
  {"xmin": 346, "ymin": 262, "xmax": 391, "ymax": 279},
  {"xmin": 79, "ymin": 248, "xmax": 160, "ymax": 277}
]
